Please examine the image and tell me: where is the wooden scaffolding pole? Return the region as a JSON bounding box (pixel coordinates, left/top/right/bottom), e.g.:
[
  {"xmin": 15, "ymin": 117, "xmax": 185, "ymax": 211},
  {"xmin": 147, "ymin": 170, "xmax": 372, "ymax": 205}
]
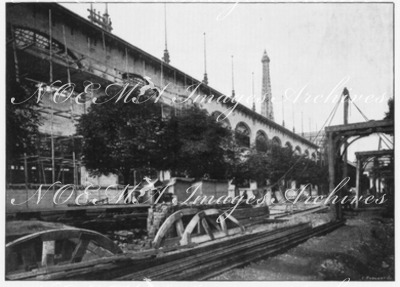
[
  {"xmin": 49, "ymin": 9, "xmax": 53, "ymax": 83},
  {"xmin": 355, "ymin": 157, "xmax": 361, "ymax": 209},
  {"xmin": 49, "ymin": 10, "xmax": 56, "ymax": 206},
  {"xmin": 62, "ymin": 25, "xmax": 78, "ymax": 187},
  {"xmin": 10, "ymin": 25, "xmax": 20, "ymax": 83},
  {"xmin": 342, "ymin": 88, "xmax": 349, "ymax": 179}
]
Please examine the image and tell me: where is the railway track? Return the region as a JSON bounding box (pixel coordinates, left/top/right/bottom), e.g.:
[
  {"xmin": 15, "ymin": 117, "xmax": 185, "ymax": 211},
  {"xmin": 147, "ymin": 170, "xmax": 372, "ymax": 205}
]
[{"xmin": 6, "ymin": 219, "xmax": 344, "ymax": 280}]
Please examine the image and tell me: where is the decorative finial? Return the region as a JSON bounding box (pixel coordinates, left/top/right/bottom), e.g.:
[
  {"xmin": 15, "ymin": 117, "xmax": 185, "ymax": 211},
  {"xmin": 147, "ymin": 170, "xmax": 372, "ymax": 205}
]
[
  {"xmin": 87, "ymin": 3, "xmax": 112, "ymax": 32},
  {"xmin": 162, "ymin": 3, "xmax": 170, "ymax": 64},
  {"xmin": 252, "ymin": 72, "xmax": 255, "ymax": 111},
  {"xmin": 292, "ymin": 104, "xmax": 295, "ymax": 133},
  {"xmin": 282, "ymin": 94, "xmax": 285, "ymax": 127},
  {"xmin": 203, "ymin": 32, "xmax": 208, "ymax": 85},
  {"xmin": 231, "ymin": 55, "xmax": 235, "ymax": 99}
]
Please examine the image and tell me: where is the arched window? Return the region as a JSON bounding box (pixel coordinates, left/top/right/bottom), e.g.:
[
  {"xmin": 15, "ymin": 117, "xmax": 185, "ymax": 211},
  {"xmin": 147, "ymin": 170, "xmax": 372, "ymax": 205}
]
[
  {"xmin": 14, "ymin": 26, "xmax": 80, "ymax": 67},
  {"xmin": 122, "ymin": 73, "xmax": 148, "ymax": 86},
  {"xmin": 311, "ymin": 152, "xmax": 317, "ymax": 161},
  {"xmin": 285, "ymin": 142, "xmax": 293, "ymax": 151},
  {"xmin": 271, "ymin": 136, "xmax": 282, "ymax": 147},
  {"xmin": 304, "ymin": 149, "xmax": 310, "ymax": 158},
  {"xmin": 235, "ymin": 122, "xmax": 251, "ymax": 148},
  {"xmin": 255, "ymin": 130, "xmax": 268, "ymax": 152},
  {"xmin": 294, "ymin": 146, "xmax": 302, "ymax": 156},
  {"xmin": 211, "ymin": 111, "xmax": 231, "ymax": 129}
]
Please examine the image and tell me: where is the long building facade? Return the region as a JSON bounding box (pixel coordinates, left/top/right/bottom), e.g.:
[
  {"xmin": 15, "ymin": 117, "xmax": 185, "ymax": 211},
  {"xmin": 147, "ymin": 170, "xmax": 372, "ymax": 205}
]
[{"xmin": 6, "ymin": 3, "xmax": 319, "ymax": 186}]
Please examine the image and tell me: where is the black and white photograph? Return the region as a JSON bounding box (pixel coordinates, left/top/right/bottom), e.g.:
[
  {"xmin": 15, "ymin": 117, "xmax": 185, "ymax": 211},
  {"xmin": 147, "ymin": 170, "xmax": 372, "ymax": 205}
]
[{"xmin": 3, "ymin": 0, "xmax": 396, "ymax": 283}]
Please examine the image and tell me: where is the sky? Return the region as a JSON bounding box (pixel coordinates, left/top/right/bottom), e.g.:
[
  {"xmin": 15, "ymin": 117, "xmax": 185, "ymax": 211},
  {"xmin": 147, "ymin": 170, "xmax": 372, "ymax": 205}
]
[{"xmin": 61, "ymin": 1, "xmax": 394, "ymax": 161}]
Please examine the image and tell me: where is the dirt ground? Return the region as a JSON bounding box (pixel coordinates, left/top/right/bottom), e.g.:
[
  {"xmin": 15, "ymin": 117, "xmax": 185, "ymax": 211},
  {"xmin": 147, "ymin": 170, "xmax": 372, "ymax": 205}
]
[{"xmin": 211, "ymin": 210, "xmax": 394, "ymax": 281}]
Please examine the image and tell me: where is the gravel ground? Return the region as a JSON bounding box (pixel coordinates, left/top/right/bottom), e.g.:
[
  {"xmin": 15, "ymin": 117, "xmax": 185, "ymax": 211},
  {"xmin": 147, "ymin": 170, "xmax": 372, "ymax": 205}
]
[{"xmin": 211, "ymin": 210, "xmax": 394, "ymax": 281}]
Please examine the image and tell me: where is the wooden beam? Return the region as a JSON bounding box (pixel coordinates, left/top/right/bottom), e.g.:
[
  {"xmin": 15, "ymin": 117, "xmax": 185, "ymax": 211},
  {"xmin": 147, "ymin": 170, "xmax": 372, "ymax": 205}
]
[
  {"xmin": 355, "ymin": 159, "xmax": 361, "ymax": 209},
  {"xmin": 325, "ymin": 120, "xmax": 393, "ymax": 133},
  {"xmin": 201, "ymin": 218, "xmax": 214, "ymax": 241},
  {"xmin": 70, "ymin": 238, "xmax": 90, "ymax": 263},
  {"xmin": 41, "ymin": 240, "xmax": 55, "ymax": 267},
  {"xmin": 355, "ymin": 150, "xmax": 393, "ymax": 158},
  {"xmin": 327, "ymin": 132, "xmax": 335, "ymax": 193},
  {"xmin": 175, "ymin": 219, "xmax": 184, "ymax": 237}
]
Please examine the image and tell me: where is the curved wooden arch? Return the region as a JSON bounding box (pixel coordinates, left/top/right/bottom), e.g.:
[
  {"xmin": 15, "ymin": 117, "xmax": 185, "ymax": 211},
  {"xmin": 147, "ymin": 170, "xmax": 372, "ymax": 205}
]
[
  {"xmin": 6, "ymin": 228, "xmax": 122, "ymax": 272},
  {"xmin": 6, "ymin": 228, "xmax": 122, "ymax": 254},
  {"xmin": 339, "ymin": 135, "xmax": 365, "ymax": 158},
  {"xmin": 152, "ymin": 208, "xmax": 200, "ymax": 249},
  {"xmin": 180, "ymin": 209, "xmax": 244, "ymax": 246}
]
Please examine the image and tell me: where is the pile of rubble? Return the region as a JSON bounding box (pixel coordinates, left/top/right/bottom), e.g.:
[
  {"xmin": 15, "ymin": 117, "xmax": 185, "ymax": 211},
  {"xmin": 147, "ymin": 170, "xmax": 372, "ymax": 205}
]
[{"xmin": 108, "ymin": 228, "xmax": 149, "ymax": 252}]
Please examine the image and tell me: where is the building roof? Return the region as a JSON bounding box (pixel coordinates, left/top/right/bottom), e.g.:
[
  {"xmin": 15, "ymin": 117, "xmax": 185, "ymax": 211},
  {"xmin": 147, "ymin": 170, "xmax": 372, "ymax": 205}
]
[{"xmin": 16, "ymin": 3, "xmax": 318, "ymax": 149}]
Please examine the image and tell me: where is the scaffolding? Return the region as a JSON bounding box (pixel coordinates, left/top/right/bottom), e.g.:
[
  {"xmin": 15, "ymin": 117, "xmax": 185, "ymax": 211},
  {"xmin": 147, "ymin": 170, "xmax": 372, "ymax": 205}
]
[
  {"xmin": 7, "ymin": 11, "xmax": 83, "ymax": 188},
  {"xmin": 7, "ymin": 12, "xmax": 158, "ymax": 188}
]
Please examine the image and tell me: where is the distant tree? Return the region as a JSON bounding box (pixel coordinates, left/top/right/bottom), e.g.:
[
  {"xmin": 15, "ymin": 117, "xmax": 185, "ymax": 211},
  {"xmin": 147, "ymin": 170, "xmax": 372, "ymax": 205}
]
[
  {"xmin": 164, "ymin": 106, "xmax": 234, "ymax": 179},
  {"xmin": 231, "ymin": 143, "xmax": 329, "ymax": 191},
  {"xmin": 291, "ymin": 155, "xmax": 328, "ymax": 186},
  {"xmin": 237, "ymin": 148, "xmax": 269, "ymax": 187},
  {"xmin": 232, "ymin": 144, "xmax": 293, "ymax": 188},
  {"xmin": 77, "ymin": 98, "xmax": 234, "ymax": 183},
  {"xmin": 6, "ymin": 51, "xmax": 42, "ymax": 168},
  {"xmin": 384, "ymin": 98, "xmax": 394, "ymax": 121},
  {"xmin": 76, "ymin": 92, "xmax": 166, "ymax": 184},
  {"xmin": 266, "ymin": 144, "xmax": 294, "ymax": 184}
]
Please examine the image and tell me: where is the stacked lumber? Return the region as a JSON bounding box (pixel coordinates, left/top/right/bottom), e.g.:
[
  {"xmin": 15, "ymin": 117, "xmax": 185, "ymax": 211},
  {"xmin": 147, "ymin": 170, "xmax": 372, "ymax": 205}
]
[
  {"xmin": 6, "ymin": 220, "xmax": 344, "ymax": 280},
  {"xmin": 231, "ymin": 206, "xmax": 271, "ymax": 226}
]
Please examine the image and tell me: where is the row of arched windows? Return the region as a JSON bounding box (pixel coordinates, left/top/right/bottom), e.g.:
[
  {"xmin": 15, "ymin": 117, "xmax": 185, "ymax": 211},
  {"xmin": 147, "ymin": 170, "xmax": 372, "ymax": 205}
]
[{"xmin": 211, "ymin": 111, "xmax": 317, "ymax": 160}]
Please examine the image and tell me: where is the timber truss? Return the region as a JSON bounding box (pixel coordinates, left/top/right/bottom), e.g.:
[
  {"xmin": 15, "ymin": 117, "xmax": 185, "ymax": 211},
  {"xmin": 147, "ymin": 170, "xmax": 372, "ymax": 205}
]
[{"xmin": 325, "ymin": 119, "xmax": 394, "ymax": 216}]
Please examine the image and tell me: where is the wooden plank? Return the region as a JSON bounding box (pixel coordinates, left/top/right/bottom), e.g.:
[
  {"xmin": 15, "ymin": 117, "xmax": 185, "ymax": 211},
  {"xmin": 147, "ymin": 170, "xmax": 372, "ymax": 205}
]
[
  {"xmin": 180, "ymin": 210, "xmax": 207, "ymax": 245},
  {"xmin": 7, "ymin": 223, "xmax": 315, "ymax": 280},
  {"xmin": 201, "ymin": 218, "xmax": 214, "ymax": 241},
  {"xmin": 205, "ymin": 216, "xmax": 221, "ymax": 232},
  {"xmin": 275, "ymin": 206, "xmax": 329, "ymax": 220},
  {"xmin": 355, "ymin": 149, "xmax": 393, "ymax": 158},
  {"xmin": 152, "ymin": 210, "xmax": 184, "ymax": 249},
  {"xmin": 41, "ymin": 240, "xmax": 55, "ymax": 267},
  {"xmin": 70, "ymin": 238, "xmax": 90, "ymax": 263},
  {"xmin": 180, "ymin": 209, "xmax": 243, "ymax": 245},
  {"xmin": 6, "ymin": 228, "xmax": 122, "ymax": 260},
  {"xmin": 325, "ymin": 119, "xmax": 393, "ymax": 133},
  {"xmin": 175, "ymin": 219, "xmax": 184, "ymax": 237},
  {"xmin": 120, "ymin": 223, "xmax": 314, "ymax": 281},
  {"xmin": 230, "ymin": 206, "xmax": 269, "ymax": 219}
]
